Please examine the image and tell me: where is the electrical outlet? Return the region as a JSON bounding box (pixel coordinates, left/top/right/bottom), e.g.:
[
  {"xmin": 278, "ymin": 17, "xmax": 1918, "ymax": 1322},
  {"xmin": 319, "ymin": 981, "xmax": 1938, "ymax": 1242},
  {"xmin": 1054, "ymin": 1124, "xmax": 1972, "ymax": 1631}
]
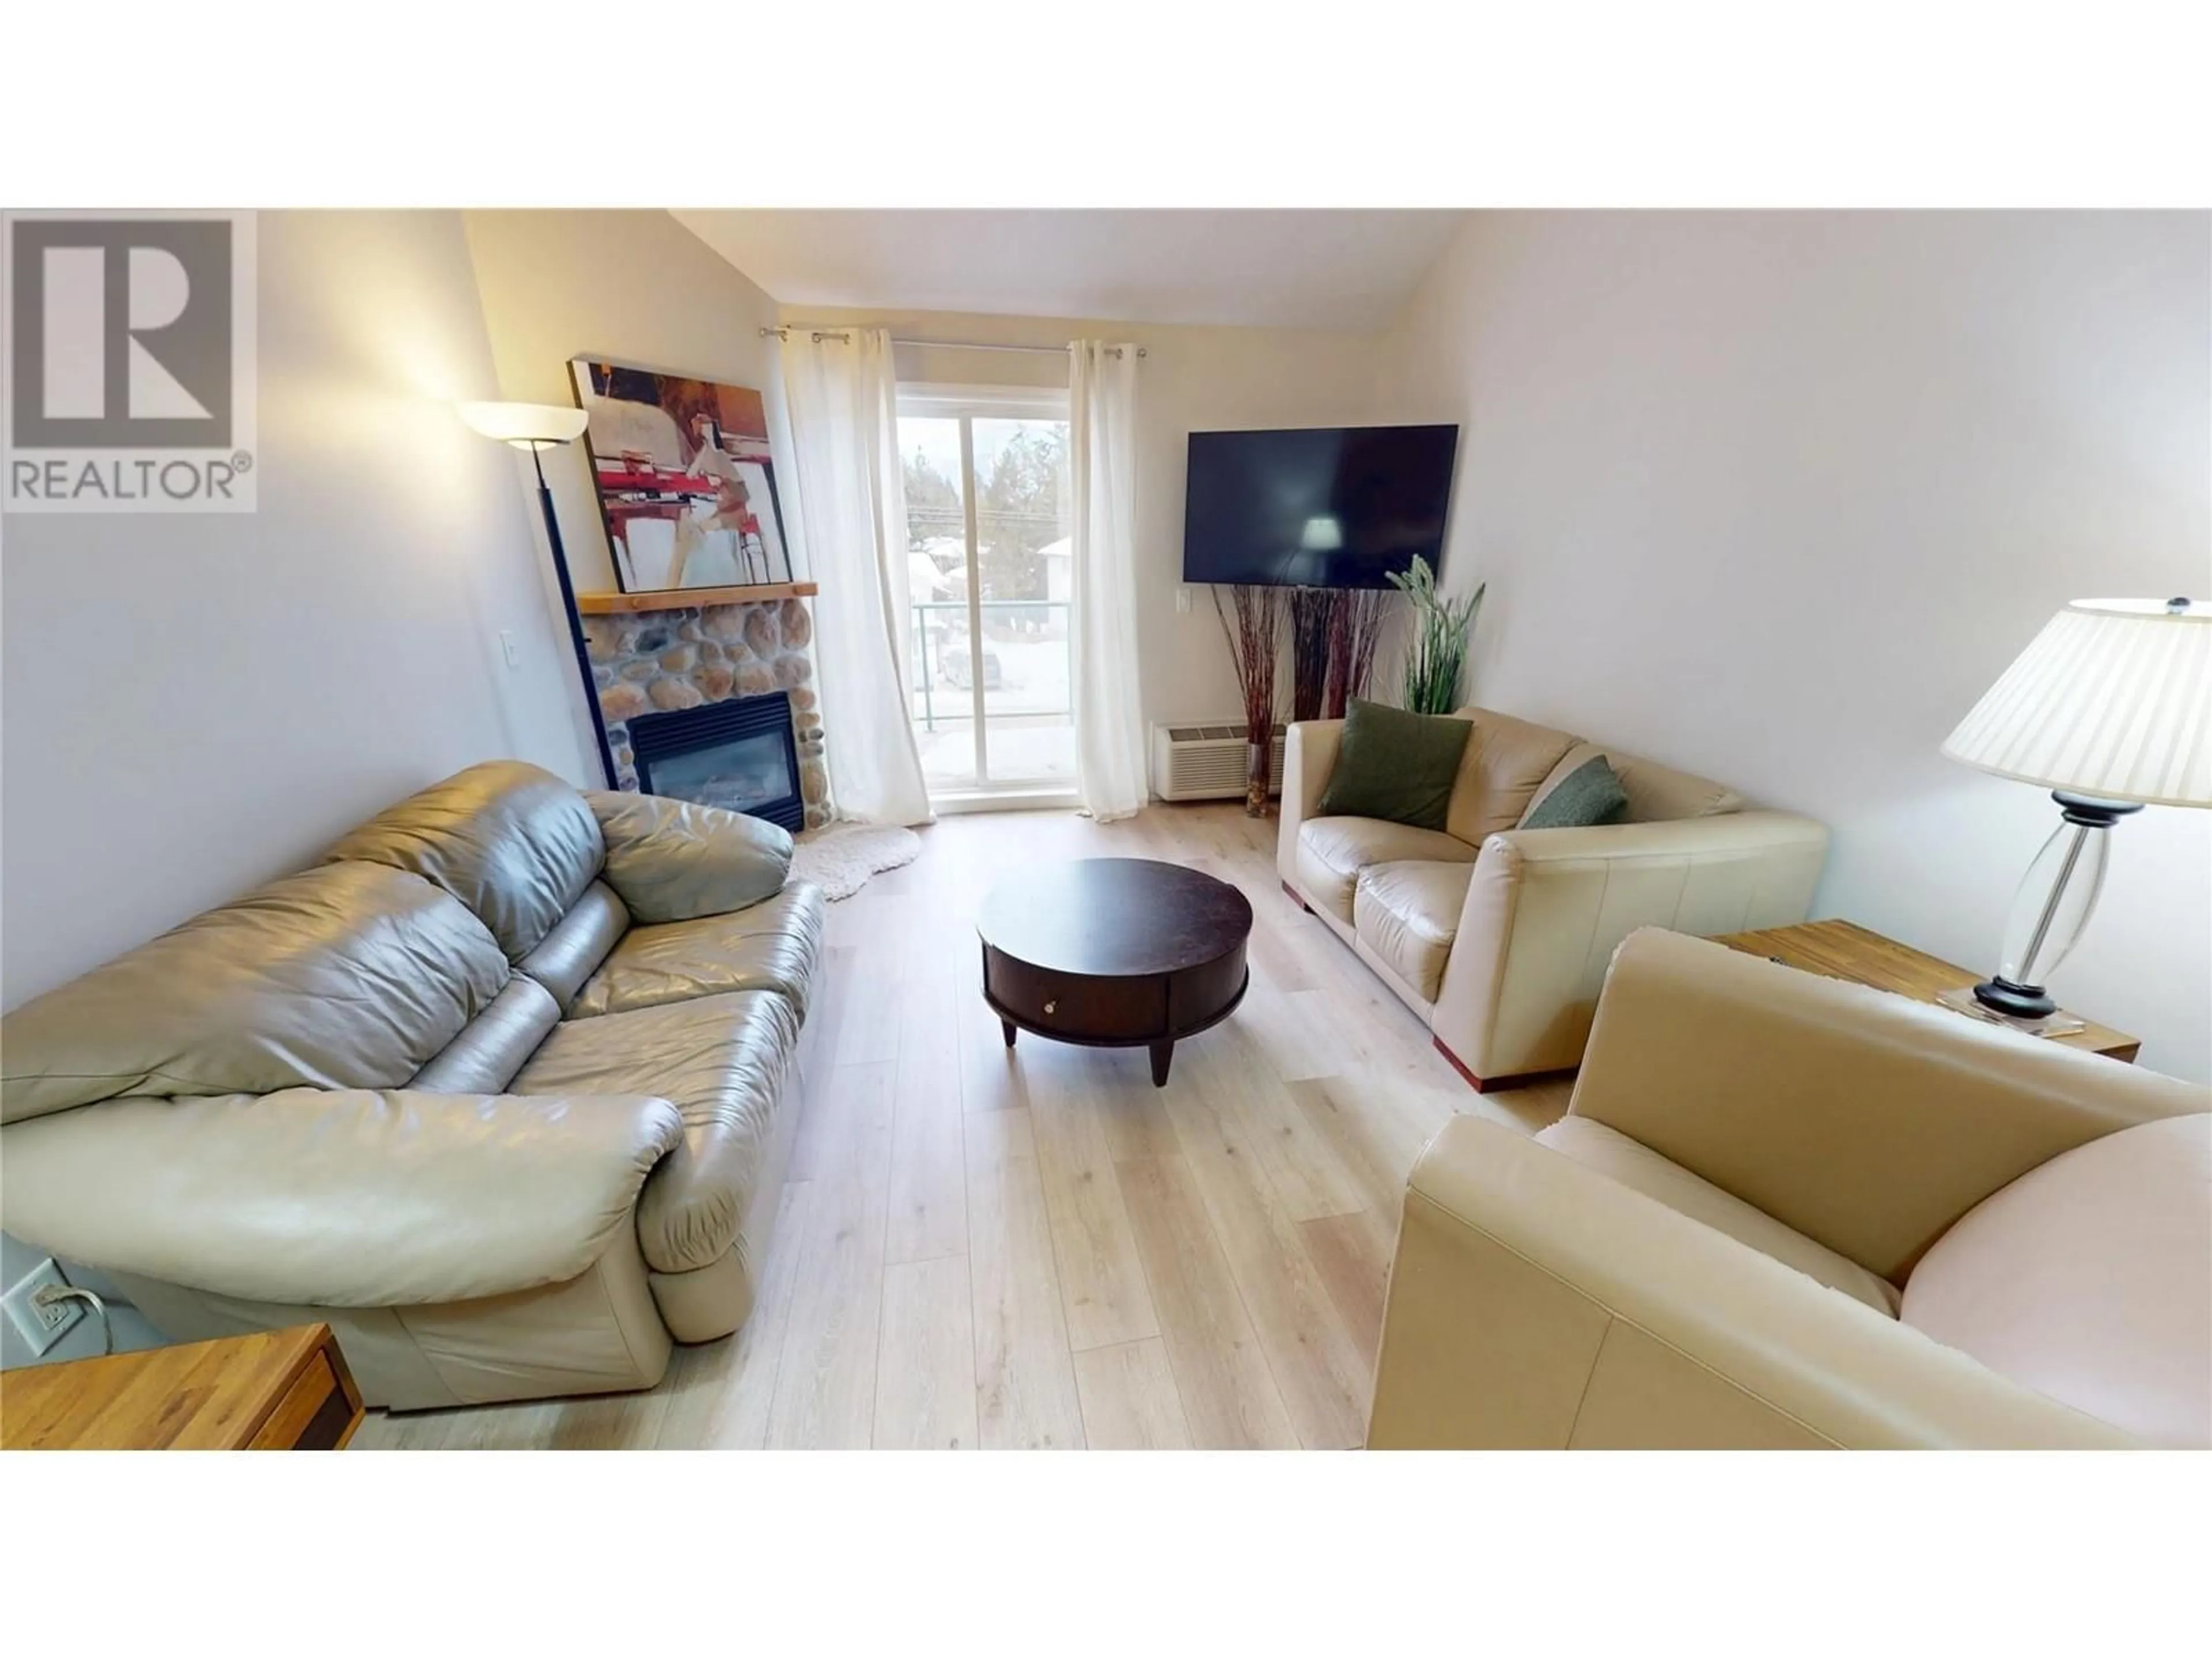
[
  {"xmin": 500, "ymin": 628, "xmax": 521, "ymax": 669},
  {"xmin": 3, "ymin": 1258, "xmax": 84, "ymax": 1356},
  {"xmin": 1175, "ymin": 585, "xmax": 1192, "ymax": 614}
]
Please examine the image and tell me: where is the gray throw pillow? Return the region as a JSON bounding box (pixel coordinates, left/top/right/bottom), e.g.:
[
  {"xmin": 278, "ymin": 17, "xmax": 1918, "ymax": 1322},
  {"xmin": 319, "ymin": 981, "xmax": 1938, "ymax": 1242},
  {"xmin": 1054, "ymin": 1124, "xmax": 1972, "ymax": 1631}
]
[
  {"xmin": 1521, "ymin": 755, "xmax": 1630, "ymax": 830},
  {"xmin": 1315, "ymin": 698, "xmax": 1472, "ymax": 832}
]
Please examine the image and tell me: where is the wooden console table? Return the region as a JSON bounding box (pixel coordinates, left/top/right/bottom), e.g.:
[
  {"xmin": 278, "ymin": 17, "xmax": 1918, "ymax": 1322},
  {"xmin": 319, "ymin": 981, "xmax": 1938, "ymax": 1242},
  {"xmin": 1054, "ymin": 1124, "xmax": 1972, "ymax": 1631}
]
[
  {"xmin": 1, "ymin": 1324, "xmax": 362, "ymax": 1450},
  {"xmin": 1713, "ymin": 918, "xmax": 2139, "ymax": 1062}
]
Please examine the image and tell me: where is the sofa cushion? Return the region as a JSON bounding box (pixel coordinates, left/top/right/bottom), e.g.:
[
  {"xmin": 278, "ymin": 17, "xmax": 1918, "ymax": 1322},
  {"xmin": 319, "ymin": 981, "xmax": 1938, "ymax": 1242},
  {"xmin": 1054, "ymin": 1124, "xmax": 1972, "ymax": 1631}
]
[
  {"xmin": 1536, "ymin": 1116, "xmax": 1903, "ymax": 1316},
  {"xmin": 1444, "ymin": 709, "xmax": 1582, "ymax": 844},
  {"xmin": 409, "ymin": 976, "xmax": 563, "ymax": 1094},
  {"xmin": 1528, "ymin": 742, "xmax": 1745, "ymax": 825},
  {"xmin": 586, "ymin": 791, "xmax": 794, "ymax": 924},
  {"xmin": 1316, "ymin": 698, "xmax": 1473, "ymax": 831},
  {"xmin": 1613, "ymin": 752, "xmax": 1744, "ymax": 822},
  {"xmin": 517, "ymin": 880, "xmax": 630, "ymax": 1009},
  {"xmin": 1296, "ymin": 817, "xmax": 1476, "ymax": 922},
  {"xmin": 570, "ymin": 884, "xmax": 825, "ymax": 1021},
  {"xmin": 1901, "ymin": 1114, "xmax": 2211, "ymax": 1447},
  {"xmin": 514, "ymin": 991, "xmax": 799, "ymax": 1277},
  {"xmin": 1354, "ymin": 861, "xmax": 1474, "ymax": 1003},
  {"xmin": 1, "ymin": 863, "xmax": 509, "ymax": 1123},
  {"xmin": 326, "ymin": 760, "xmax": 605, "ymax": 962}
]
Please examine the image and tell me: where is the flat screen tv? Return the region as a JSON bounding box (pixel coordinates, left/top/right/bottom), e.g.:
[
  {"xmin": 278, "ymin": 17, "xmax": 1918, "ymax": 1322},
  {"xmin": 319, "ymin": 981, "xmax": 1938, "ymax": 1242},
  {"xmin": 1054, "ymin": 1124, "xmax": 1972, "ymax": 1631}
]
[{"xmin": 1181, "ymin": 423, "xmax": 1460, "ymax": 589}]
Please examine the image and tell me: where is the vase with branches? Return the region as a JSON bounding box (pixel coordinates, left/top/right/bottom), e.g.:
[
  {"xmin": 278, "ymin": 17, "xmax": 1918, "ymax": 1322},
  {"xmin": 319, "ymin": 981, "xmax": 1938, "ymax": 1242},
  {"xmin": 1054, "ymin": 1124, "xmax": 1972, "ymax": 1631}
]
[
  {"xmin": 1287, "ymin": 587, "xmax": 1334, "ymax": 724},
  {"xmin": 1387, "ymin": 556, "xmax": 1484, "ymax": 715},
  {"xmin": 1213, "ymin": 584, "xmax": 1286, "ymax": 816},
  {"xmin": 1291, "ymin": 588, "xmax": 1392, "ymax": 721},
  {"xmin": 1323, "ymin": 588, "xmax": 1391, "ymax": 718}
]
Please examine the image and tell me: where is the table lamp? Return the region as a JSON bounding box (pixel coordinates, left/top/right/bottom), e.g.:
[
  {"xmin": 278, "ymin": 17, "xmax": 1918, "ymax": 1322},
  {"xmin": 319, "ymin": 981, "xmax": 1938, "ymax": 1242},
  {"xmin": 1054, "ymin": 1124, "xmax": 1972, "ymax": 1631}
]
[
  {"xmin": 458, "ymin": 400, "xmax": 615, "ymax": 786},
  {"xmin": 1941, "ymin": 596, "xmax": 2210, "ymax": 1020}
]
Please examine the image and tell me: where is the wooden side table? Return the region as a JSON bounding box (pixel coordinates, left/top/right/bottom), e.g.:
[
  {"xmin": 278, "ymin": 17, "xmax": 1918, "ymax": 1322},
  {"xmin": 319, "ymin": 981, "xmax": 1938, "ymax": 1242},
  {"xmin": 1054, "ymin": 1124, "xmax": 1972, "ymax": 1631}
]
[
  {"xmin": 1713, "ymin": 918, "xmax": 2140, "ymax": 1062},
  {"xmin": 1, "ymin": 1323, "xmax": 362, "ymax": 1450}
]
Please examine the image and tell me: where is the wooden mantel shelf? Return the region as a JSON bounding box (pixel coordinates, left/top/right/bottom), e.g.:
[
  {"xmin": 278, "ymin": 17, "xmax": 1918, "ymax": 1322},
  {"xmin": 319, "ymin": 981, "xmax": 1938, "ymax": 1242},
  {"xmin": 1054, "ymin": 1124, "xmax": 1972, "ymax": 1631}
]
[{"xmin": 575, "ymin": 582, "xmax": 817, "ymax": 615}]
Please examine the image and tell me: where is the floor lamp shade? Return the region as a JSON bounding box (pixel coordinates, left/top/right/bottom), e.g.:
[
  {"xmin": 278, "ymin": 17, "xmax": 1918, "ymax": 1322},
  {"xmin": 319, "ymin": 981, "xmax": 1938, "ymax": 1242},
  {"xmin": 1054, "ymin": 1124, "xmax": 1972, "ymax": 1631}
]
[
  {"xmin": 459, "ymin": 402, "xmax": 589, "ymax": 449},
  {"xmin": 1941, "ymin": 597, "xmax": 2210, "ymax": 1020}
]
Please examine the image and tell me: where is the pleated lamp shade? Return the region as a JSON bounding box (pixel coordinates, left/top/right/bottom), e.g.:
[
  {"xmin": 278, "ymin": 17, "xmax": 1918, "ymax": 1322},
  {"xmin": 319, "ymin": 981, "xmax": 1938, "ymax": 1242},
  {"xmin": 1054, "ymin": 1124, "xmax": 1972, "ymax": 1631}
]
[{"xmin": 1942, "ymin": 597, "xmax": 2212, "ymax": 808}]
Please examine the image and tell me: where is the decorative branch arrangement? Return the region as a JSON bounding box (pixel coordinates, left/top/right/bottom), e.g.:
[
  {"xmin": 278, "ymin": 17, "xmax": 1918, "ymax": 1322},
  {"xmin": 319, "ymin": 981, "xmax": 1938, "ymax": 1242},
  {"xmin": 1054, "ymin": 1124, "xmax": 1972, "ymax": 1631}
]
[
  {"xmin": 1213, "ymin": 584, "xmax": 1287, "ymax": 816},
  {"xmin": 1287, "ymin": 587, "xmax": 1335, "ymax": 724},
  {"xmin": 1388, "ymin": 555, "xmax": 1486, "ymax": 715},
  {"xmin": 1323, "ymin": 588, "xmax": 1392, "ymax": 718},
  {"xmin": 1292, "ymin": 588, "xmax": 1397, "ymax": 721}
]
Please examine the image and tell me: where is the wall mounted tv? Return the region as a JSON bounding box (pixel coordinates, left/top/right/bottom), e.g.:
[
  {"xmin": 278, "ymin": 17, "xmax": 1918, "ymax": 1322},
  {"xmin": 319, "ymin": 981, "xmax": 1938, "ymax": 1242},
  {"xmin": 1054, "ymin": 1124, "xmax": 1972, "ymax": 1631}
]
[{"xmin": 1181, "ymin": 423, "xmax": 1460, "ymax": 589}]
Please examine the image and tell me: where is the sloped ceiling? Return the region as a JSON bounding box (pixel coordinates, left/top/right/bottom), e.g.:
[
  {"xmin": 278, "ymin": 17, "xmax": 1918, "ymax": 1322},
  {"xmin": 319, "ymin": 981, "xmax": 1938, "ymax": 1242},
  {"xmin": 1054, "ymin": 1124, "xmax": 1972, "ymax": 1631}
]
[{"xmin": 673, "ymin": 209, "xmax": 1467, "ymax": 331}]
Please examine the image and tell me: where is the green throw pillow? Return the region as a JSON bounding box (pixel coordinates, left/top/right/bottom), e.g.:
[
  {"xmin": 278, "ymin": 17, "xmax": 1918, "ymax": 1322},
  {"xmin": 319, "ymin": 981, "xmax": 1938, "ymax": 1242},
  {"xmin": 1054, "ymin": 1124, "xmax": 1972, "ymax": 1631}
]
[
  {"xmin": 1521, "ymin": 755, "xmax": 1630, "ymax": 830},
  {"xmin": 1316, "ymin": 698, "xmax": 1472, "ymax": 831}
]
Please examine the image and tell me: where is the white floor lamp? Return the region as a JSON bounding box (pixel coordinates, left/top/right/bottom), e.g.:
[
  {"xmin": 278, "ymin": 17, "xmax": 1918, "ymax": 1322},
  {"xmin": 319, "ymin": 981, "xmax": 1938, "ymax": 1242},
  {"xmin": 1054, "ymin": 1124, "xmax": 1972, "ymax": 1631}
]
[{"xmin": 1941, "ymin": 596, "xmax": 2210, "ymax": 1020}]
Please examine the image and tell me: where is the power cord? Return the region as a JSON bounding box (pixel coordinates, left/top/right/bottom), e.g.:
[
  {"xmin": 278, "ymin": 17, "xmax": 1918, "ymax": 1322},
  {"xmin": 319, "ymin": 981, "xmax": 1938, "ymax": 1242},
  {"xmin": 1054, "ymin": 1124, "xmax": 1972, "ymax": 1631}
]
[{"xmin": 32, "ymin": 1282, "xmax": 112, "ymax": 1357}]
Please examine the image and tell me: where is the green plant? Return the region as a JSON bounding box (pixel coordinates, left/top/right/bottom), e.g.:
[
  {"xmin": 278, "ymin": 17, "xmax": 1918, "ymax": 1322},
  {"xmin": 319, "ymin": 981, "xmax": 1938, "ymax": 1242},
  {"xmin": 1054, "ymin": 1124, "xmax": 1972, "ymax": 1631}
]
[{"xmin": 1387, "ymin": 555, "xmax": 1485, "ymax": 715}]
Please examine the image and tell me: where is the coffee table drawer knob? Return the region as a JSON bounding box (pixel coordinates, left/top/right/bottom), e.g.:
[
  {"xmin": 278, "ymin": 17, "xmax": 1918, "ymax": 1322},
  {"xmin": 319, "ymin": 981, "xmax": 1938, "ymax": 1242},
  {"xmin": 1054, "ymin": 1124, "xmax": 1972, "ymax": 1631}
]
[{"xmin": 1043, "ymin": 999, "xmax": 1057, "ymax": 1014}]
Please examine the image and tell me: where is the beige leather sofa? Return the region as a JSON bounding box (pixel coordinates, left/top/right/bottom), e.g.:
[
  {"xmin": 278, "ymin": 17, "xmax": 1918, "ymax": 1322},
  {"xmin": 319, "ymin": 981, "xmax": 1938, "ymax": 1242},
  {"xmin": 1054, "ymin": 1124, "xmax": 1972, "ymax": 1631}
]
[
  {"xmin": 1367, "ymin": 929, "xmax": 2211, "ymax": 1449},
  {"xmin": 1278, "ymin": 707, "xmax": 1829, "ymax": 1087},
  {"xmin": 0, "ymin": 762, "xmax": 824, "ymax": 1411}
]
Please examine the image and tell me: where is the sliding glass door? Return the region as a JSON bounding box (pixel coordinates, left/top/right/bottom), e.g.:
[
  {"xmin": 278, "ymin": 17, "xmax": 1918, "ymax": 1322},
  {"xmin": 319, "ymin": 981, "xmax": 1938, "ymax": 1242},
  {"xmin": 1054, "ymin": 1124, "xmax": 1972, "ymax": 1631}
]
[{"xmin": 896, "ymin": 387, "xmax": 1074, "ymax": 798}]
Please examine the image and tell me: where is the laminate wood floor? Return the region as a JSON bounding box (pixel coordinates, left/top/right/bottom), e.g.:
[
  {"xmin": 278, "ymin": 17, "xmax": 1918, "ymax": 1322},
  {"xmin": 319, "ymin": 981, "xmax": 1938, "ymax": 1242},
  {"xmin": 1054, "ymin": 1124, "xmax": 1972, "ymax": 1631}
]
[{"xmin": 355, "ymin": 803, "xmax": 1572, "ymax": 1451}]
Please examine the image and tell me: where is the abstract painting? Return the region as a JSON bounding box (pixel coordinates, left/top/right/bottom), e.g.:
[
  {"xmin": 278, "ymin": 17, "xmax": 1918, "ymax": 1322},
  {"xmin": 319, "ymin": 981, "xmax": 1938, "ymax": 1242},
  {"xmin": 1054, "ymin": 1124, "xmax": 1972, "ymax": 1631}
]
[{"xmin": 569, "ymin": 359, "xmax": 793, "ymax": 592}]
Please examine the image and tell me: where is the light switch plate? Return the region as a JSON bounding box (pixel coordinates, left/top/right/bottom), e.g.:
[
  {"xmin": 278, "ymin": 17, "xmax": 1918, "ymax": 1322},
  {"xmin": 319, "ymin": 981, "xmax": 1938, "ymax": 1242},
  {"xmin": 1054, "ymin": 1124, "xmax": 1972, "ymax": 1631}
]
[{"xmin": 3, "ymin": 1258, "xmax": 84, "ymax": 1356}]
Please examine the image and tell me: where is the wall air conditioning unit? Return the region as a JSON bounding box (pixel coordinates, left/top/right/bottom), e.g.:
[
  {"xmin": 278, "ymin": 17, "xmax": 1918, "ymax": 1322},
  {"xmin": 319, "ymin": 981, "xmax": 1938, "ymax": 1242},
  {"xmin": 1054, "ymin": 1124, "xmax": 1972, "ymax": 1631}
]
[{"xmin": 1150, "ymin": 722, "xmax": 1286, "ymax": 802}]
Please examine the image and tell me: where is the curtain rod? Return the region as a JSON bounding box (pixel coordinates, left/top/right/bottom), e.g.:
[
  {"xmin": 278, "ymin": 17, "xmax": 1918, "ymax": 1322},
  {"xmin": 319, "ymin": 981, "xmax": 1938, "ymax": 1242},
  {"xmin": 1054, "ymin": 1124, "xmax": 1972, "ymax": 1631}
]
[{"xmin": 759, "ymin": 326, "xmax": 1144, "ymax": 359}]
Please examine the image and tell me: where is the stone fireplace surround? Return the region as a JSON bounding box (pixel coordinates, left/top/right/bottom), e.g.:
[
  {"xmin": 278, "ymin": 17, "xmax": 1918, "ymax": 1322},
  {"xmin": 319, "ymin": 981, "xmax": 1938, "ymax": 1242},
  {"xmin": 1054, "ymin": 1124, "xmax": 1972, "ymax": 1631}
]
[{"xmin": 582, "ymin": 595, "xmax": 830, "ymax": 829}]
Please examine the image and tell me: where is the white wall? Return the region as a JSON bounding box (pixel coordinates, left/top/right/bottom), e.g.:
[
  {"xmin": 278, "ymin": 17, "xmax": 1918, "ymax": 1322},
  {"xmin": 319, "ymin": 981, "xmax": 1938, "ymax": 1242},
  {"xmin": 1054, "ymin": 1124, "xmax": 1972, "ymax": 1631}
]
[
  {"xmin": 463, "ymin": 210, "xmax": 801, "ymax": 589},
  {"xmin": 460, "ymin": 212, "xmax": 802, "ymax": 782},
  {"xmin": 772, "ymin": 304, "xmax": 1380, "ymax": 726},
  {"xmin": 1, "ymin": 209, "xmax": 587, "ymax": 1013},
  {"xmin": 1373, "ymin": 211, "xmax": 2212, "ymax": 1080}
]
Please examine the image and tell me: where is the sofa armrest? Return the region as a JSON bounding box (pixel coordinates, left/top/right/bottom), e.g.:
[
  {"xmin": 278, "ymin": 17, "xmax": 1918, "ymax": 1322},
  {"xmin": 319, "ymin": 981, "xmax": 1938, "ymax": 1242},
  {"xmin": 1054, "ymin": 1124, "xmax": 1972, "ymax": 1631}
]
[
  {"xmin": 0, "ymin": 1088, "xmax": 684, "ymax": 1308},
  {"xmin": 1366, "ymin": 1116, "xmax": 2134, "ymax": 1449},
  {"xmin": 586, "ymin": 790, "xmax": 793, "ymax": 923},
  {"xmin": 1565, "ymin": 928, "xmax": 2207, "ymax": 1282},
  {"xmin": 1430, "ymin": 810, "xmax": 1828, "ymax": 1080},
  {"xmin": 1492, "ymin": 809, "xmax": 1830, "ymax": 868},
  {"xmin": 1277, "ymin": 720, "xmax": 1345, "ymax": 886}
]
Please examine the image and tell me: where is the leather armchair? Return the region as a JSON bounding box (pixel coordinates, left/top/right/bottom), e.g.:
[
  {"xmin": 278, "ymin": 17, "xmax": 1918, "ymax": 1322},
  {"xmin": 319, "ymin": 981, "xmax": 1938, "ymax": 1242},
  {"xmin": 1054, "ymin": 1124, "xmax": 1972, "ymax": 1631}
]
[
  {"xmin": 1279, "ymin": 709, "xmax": 1828, "ymax": 1086},
  {"xmin": 1366, "ymin": 929, "xmax": 2210, "ymax": 1449}
]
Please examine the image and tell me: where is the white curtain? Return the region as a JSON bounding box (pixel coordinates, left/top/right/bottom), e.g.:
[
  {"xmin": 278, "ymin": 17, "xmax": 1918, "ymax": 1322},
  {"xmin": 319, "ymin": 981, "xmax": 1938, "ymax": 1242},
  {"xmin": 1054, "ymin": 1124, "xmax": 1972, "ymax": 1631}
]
[
  {"xmin": 779, "ymin": 328, "xmax": 932, "ymax": 827},
  {"xmin": 1068, "ymin": 341, "xmax": 1147, "ymax": 821}
]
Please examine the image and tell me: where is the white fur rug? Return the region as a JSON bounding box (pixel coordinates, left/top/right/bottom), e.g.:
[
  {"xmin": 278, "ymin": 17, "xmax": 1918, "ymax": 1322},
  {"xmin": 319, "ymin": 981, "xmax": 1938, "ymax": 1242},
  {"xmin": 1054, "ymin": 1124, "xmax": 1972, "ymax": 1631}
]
[{"xmin": 791, "ymin": 822, "xmax": 922, "ymax": 901}]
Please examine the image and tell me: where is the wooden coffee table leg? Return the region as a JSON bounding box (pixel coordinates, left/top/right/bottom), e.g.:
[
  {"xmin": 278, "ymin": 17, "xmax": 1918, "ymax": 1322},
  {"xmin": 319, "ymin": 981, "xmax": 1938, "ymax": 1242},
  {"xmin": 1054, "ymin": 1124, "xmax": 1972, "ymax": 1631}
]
[
  {"xmin": 1001, "ymin": 1019, "xmax": 1017, "ymax": 1049},
  {"xmin": 1148, "ymin": 1040, "xmax": 1174, "ymax": 1088}
]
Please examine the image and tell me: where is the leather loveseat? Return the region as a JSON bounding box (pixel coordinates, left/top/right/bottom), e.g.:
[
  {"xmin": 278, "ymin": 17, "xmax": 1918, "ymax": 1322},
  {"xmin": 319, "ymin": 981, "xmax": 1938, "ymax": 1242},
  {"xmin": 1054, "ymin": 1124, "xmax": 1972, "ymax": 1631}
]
[
  {"xmin": 0, "ymin": 761, "xmax": 824, "ymax": 1411},
  {"xmin": 1278, "ymin": 707, "xmax": 1829, "ymax": 1087},
  {"xmin": 1366, "ymin": 929, "xmax": 2211, "ymax": 1449}
]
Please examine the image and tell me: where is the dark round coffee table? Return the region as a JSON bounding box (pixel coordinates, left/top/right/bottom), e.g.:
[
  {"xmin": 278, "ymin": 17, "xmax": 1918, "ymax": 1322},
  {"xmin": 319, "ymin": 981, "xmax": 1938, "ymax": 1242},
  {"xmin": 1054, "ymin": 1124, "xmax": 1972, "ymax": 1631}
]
[{"xmin": 978, "ymin": 858, "xmax": 1253, "ymax": 1087}]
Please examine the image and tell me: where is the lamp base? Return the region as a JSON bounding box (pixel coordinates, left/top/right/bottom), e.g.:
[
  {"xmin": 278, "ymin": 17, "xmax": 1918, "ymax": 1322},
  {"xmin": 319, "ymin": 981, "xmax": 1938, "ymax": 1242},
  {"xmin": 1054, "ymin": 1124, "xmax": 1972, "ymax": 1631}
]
[
  {"xmin": 1972, "ymin": 790, "xmax": 2145, "ymax": 1028},
  {"xmin": 1938, "ymin": 985, "xmax": 2086, "ymax": 1039},
  {"xmin": 1971, "ymin": 974, "xmax": 2058, "ymax": 1021}
]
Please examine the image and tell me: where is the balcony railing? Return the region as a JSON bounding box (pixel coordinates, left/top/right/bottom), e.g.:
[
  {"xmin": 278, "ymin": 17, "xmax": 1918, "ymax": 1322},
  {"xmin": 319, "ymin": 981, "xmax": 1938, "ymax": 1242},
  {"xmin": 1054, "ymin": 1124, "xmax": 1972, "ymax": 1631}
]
[{"xmin": 910, "ymin": 597, "xmax": 1071, "ymax": 733}]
